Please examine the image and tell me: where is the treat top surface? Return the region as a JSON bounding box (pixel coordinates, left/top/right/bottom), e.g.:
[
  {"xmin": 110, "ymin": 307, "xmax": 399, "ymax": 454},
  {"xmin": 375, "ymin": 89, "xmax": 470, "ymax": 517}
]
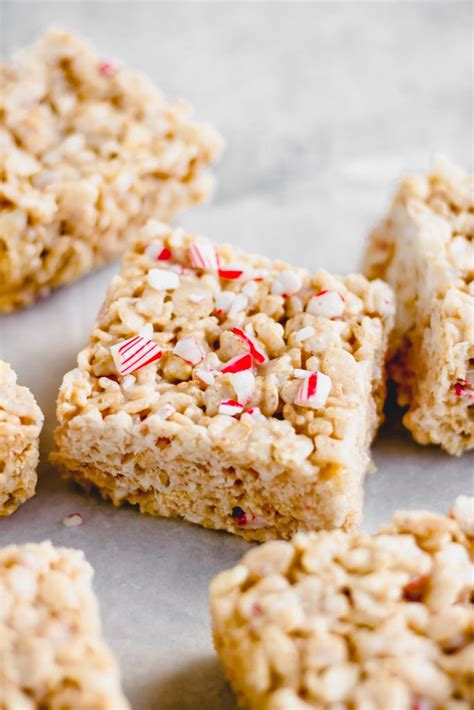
[
  {"xmin": 210, "ymin": 497, "xmax": 474, "ymax": 709},
  {"xmin": 57, "ymin": 222, "xmax": 394, "ymax": 478}
]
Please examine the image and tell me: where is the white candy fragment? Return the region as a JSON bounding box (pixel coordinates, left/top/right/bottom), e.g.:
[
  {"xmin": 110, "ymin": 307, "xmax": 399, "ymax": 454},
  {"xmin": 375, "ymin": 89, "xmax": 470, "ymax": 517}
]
[
  {"xmin": 195, "ymin": 367, "xmax": 216, "ymax": 386},
  {"xmin": 307, "ymin": 290, "xmax": 345, "ymax": 318},
  {"xmin": 145, "ymin": 241, "xmax": 172, "ymax": 262},
  {"xmin": 111, "ymin": 335, "xmax": 162, "ymax": 375},
  {"xmin": 294, "ymin": 371, "xmax": 332, "ymax": 409},
  {"xmin": 294, "ymin": 326, "xmax": 315, "ymax": 342},
  {"xmin": 218, "ymin": 400, "xmax": 244, "ymax": 417},
  {"xmin": 294, "ymin": 368, "xmax": 312, "ymax": 379},
  {"xmin": 189, "ymin": 237, "xmax": 219, "ymax": 271},
  {"xmin": 189, "ymin": 293, "xmax": 206, "ymax": 304},
  {"xmin": 227, "ymin": 293, "xmax": 249, "ymax": 319},
  {"xmin": 156, "ymin": 403, "xmax": 176, "ymax": 420},
  {"xmin": 230, "ymin": 370, "xmax": 256, "ymax": 404},
  {"xmin": 245, "ymin": 406, "xmax": 265, "ymax": 420},
  {"xmin": 215, "ymin": 291, "xmax": 236, "ymax": 315},
  {"xmin": 271, "ymin": 270, "xmax": 303, "ymax": 296},
  {"xmin": 147, "ymin": 268, "xmax": 180, "ymax": 291},
  {"xmin": 173, "ymin": 335, "xmax": 205, "ymax": 364},
  {"xmin": 122, "ymin": 374, "xmax": 137, "ymax": 390}
]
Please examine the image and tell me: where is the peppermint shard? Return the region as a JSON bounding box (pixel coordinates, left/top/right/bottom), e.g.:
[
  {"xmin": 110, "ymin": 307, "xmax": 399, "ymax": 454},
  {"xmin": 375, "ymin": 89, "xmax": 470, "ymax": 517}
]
[
  {"xmin": 210, "ymin": 497, "xmax": 474, "ymax": 709},
  {"xmin": 0, "ymin": 541, "xmax": 129, "ymax": 709},
  {"xmin": 53, "ymin": 223, "xmax": 394, "ymax": 540},
  {"xmin": 0, "ymin": 361, "xmax": 43, "ymax": 515},
  {"xmin": 0, "ymin": 30, "xmax": 223, "ymax": 312},
  {"xmin": 364, "ymin": 158, "xmax": 474, "ymax": 455}
]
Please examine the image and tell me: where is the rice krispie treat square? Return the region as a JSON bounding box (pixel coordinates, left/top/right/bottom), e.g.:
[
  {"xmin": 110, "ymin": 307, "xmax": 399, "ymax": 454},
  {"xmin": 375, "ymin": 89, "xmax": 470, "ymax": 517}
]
[
  {"xmin": 364, "ymin": 158, "xmax": 474, "ymax": 455},
  {"xmin": 52, "ymin": 223, "xmax": 394, "ymax": 540},
  {"xmin": 0, "ymin": 30, "xmax": 223, "ymax": 312},
  {"xmin": 210, "ymin": 496, "xmax": 474, "ymax": 710},
  {"xmin": 0, "ymin": 541, "xmax": 129, "ymax": 709},
  {"xmin": 0, "ymin": 361, "xmax": 43, "ymax": 515}
]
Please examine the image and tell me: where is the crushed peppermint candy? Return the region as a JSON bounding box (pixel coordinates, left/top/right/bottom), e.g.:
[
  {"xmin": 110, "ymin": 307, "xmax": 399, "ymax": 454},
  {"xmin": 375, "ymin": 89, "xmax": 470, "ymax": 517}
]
[
  {"xmin": 220, "ymin": 352, "xmax": 253, "ymax": 374},
  {"xmin": 230, "ymin": 370, "xmax": 256, "ymax": 404},
  {"xmin": 62, "ymin": 513, "xmax": 83, "ymax": 528},
  {"xmin": 189, "ymin": 238, "xmax": 219, "ymax": 271},
  {"xmin": 145, "ymin": 242, "xmax": 172, "ymax": 262},
  {"xmin": 294, "ymin": 371, "xmax": 332, "ymax": 409},
  {"xmin": 307, "ymin": 290, "xmax": 345, "ymax": 318},
  {"xmin": 156, "ymin": 403, "xmax": 176, "ymax": 420},
  {"xmin": 173, "ymin": 336, "xmax": 205, "ymax": 365},
  {"xmin": 271, "ymin": 270, "xmax": 303, "ymax": 297},
  {"xmin": 195, "ymin": 367, "xmax": 216, "ymax": 386},
  {"xmin": 215, "ymin": 291, "xmax": 236, "ymax": 315},
  {"xmin": 98, "ymin": 60, "xmax": 118, "ymax": 76},
  {"xmin": 232, "ymin": 327, "xmax": 268, "ymax": 364},
  {"xmin": 218, "ymin": 399, "xmax": 244, "ymax": 417},
  {"xmin": 230, "ymin": 507, "xmax": 267, "ymax": 529},
  {"xmin": 294, "ymin": 368, "xmax": 312, "ymax": 379},
  {"xmin": 242, "ymin": 281, "xmax": 259, "ymax": 298},
  {"xmin": 122, "ymin": 374, "xmax": 137, "ymax": 390},
  {"xmin": 111, "ymin": 335, "xmax": 162, "ymax": 375},
  {"xmin": 454, "ymin": 380, "xmax": 474, "ymax": 399},
  {"xmin": 245, "ymin": 406, "xmax": 264, "ymax": 419},
  {"xmin": 294, "ymin": 325, "xmax": 316, "ymax": 342},
  {"xmin": 218, "ymin": 265, "xmax": 245, "ymax": 280},
  {"xmin": 227, "ymin": 293, "xmax": 249, "ymax": 319},
  {"xmin": 188, "ymin": 293, "xmax": 206, "ymax": 304},
  {"xmin": 147, "ymin": 268, "xmax": 180, "ymax": 291}
]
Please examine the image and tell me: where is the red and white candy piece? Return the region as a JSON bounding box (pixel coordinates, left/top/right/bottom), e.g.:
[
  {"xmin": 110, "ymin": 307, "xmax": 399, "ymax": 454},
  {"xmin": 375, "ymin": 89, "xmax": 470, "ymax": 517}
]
[
  {"xmin": 294, "ymin": 371, "xmax": 332, "ymax": 409},
  {"xmin": 307, "ymin": 290, "xmax": 344, "ymax": 318},
  {"xmin": 271, "ymin": 270, "xmax": 303, "ymax": 297},
  {"xmin": 221, "ymin": 352, "xmax": 253, "ymax": 374},
  {"xmin": 232, "ymin": 327, "xmax": 268, "ymax": 365},
  {"xmin": 218, "ymin": 400, "xmax": 244, "ymax": 417},
  {"xmin": 145, "ymin": 242, "xmax": 172, "ymax": 262},
  {"xmin": 173, "ymin": 335, "xmax": 205, "ymax": 365},
  {"xmin": 230, "ymin": 371, "xmax": 255, "ymax": 404},
  {"xmin": 454, "ymin": 370, "xmax": 474, "ymax": 400},
  {"xmin": 147, "ymin": 268, "xmax": 180, "ymax": 291},
  {"xmin": 245, "ymin": 406, "xmax": 264, "ymax": 419},
  {"xmin": 218, "ymin": 264, "xmax": 245, "ymax": 280},
  {"xmin": 215, "ymin": 291, "xmax": 235, "ymax": 315},
  {"xmin": 189, "ymin": 238, "xmax": 218, "ymax": 272},
  {"xmin": 111, "ymin": 335, "xmax": 162, "ymax": 375},
  {"xmin": 98, "ymin": 60, "xmax": 119, "ymax": 76}
]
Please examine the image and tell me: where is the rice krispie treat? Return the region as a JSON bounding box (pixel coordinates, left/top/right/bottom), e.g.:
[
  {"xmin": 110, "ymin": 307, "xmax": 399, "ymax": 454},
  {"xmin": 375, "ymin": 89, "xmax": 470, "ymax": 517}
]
[
  {"xmin": 52, "ymin": 223, "xmax": 394, "ymax": 540},
  {"xmin": 0, "ymin": 30, "xmax": 223, "ymax": 312},
  {"xmin": 210, "ymin": 496, "xmax": 474, "ymax": 710},
  {"xmin": 0, "ymin": 541, "xmax": 129, "ymax": 709},
  {"xmin": 0, "ymin": 361, "xmax": 43, "ymax": 515},
  {"xmin": 364, "ymin": 158, "xmax": 474, "ymax": 455}
]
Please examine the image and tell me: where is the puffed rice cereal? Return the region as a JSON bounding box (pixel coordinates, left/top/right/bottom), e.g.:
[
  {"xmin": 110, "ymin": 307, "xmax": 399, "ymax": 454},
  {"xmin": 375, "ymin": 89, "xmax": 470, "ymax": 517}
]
[
  {"xmin": 0, "ymin": 30, "xmax": 223, "ymax": 311},
  {"xmin": 0, "ymin": 361, "xmax": 43, "ymax": 515},
  {"xmin": 210, "ymin": 497, "xmax": 474, "ymax": 709},
  {"xmin": 364, "ymin": 157, "xmax": 474, "ymax": 455},
  {"xmin": 0, "ymin": 541, "xmax": 129, "ymax": 709},
  {"xmin": 52, "ymin": 224, "xmax": 394, "ymax": 541}
]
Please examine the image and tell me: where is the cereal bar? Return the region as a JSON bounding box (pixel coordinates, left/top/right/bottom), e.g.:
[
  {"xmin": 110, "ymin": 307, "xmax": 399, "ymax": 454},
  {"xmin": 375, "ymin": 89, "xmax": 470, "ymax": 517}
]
[
  {"xmin": 52, "ymin": 223, "xmax": 394, "ymax": 541},
  {"xmin": 210, "ymin": 496, "xmax": 474, "ymax": 709},
  {"xmin": 364, "ymin": 157, "xmax": 474, "ymax": 454},
  {"xmin": 0, "ymin": 541, "xmax": 129, "ymax": 709},
  {"xmin": 0, "ymin": 30, "xmax": 223, "ymax": 311},
  {"xmin": 0, "ymin": 361, "xmax": 43, "ymax": 515}
]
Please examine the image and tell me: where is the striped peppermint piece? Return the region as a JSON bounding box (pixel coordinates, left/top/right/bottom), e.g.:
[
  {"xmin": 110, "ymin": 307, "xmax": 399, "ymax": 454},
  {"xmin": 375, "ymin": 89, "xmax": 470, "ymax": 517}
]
[
  {"xmin": 230, "ymin": 370, "xmax": 255, "ymax": 404},
  {"xmin": 271, "ymin": 270, "xmax": 303, "ymax": 297},
  {"xmin": 111, "ymin": 335, "xmax": 162, "ymax": 375},
  {"xmin": 221, "ymin": 352, "xmax": 253, "ymax": 374},
  {"xmin": 147, "ymin": 268, "xmax": 180, "ymax": 291},
  {"xmin": 232, "ymin": 327, "xmax": 268, "ymax": 364},
  {"xmin": 307, "ymin": 290, "xmax": 345, "ymax": 318},
  {"xmin": 145, "ymin": 242, "xmax": 172, "ymax": 262},
  {"xmin": 294, "ymin": 371, "xmax": 332, "ymax": 409},
  {"xmin": 173, "ymin": 335, "xmax": 205, "ymax": 365},
  {"xmin": 218, "ymin": 264, "xmax": 245, "ymax": 280},
  {"xmin": 245, "ymin": 406, "xmax": 264, "ymax": 419},
  {"xmin": 156, "ymin": 403, "xmax": 176, "ymax": 420},
  {"xmin": 294, "ymin": 326, "xmax": 315, "ymax": 342},
  {"xmin": 218, "ymin": 399, "xmax": 244, "ymax": 417},
  {"xmin": 189, "ymin": 238, "xmax": 219, "ymax": 272},
  {"xmin": 215, "ymin": 291, "xmax": 236, "ymax": 315}
]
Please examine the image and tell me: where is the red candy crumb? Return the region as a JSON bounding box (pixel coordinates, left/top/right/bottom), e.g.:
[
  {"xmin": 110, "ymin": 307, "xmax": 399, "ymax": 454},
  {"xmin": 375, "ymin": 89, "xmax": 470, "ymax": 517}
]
[{"xmin": 98, "ymin": 61, "xmax": 118, "ymax": 76}]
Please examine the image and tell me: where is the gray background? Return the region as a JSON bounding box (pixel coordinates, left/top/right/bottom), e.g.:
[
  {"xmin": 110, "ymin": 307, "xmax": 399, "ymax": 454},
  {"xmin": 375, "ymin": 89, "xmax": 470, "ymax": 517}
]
[{"xmin": 1, "ymin": 2, "xmax": 472, "ymax": 708}]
